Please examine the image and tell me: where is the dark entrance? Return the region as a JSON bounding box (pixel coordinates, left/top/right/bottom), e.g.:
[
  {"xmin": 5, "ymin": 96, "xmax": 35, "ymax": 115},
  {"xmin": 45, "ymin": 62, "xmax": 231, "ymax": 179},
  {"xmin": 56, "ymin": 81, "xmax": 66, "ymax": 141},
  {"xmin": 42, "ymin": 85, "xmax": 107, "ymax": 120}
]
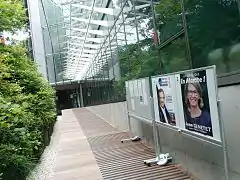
[{"xmin": 56, "ymin": 90, "xmax": 72, "ymax": 115}]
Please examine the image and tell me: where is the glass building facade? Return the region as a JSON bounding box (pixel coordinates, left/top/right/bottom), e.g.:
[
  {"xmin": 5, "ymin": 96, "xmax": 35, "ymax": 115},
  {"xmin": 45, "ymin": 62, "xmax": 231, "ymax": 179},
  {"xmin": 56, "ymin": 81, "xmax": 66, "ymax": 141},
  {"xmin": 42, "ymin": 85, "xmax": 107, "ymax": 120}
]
[{"xmin": 28, "ymin": 0, "xmax": 240, "ymax": 106}]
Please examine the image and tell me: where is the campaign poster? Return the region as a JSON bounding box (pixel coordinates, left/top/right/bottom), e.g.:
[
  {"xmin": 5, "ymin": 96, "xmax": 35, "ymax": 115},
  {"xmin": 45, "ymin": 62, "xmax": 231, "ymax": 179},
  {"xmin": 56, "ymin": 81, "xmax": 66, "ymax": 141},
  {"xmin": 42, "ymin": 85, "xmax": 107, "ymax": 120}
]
[
  {"xmin": 154, "ymin": 76, "xmax": 176, "ymax": 126},
  {"xmin": 180, "ymin": 70, "xmax": 213, "ymax": 137}
]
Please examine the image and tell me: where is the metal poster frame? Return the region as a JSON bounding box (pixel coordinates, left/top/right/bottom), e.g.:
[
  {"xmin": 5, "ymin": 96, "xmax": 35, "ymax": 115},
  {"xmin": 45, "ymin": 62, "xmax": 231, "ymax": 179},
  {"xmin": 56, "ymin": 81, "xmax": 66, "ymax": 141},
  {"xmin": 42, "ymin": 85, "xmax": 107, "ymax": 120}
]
[
  {"xmin": 124, "ymin": 66, "xmax": 229, "ymax": 179},
  {"xmin": 150, "ymin": 65, "xmax": 229, "ymax": 179},
  {"xmin": 125, "ymin": 81, "xmax": 132, "ymax": 132}
]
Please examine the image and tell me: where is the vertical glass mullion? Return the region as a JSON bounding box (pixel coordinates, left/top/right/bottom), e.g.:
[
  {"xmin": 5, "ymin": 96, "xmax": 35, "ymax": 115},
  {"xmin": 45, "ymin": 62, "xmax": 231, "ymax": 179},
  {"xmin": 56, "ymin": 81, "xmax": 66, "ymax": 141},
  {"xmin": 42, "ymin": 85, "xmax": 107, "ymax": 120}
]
[
  {"xmin": 150, "ymin": 0, "xmax": 163, "ymax": 74},
  {"xmin": 180, "ymin": 0, "xmax": 192, "ymax": 68}
]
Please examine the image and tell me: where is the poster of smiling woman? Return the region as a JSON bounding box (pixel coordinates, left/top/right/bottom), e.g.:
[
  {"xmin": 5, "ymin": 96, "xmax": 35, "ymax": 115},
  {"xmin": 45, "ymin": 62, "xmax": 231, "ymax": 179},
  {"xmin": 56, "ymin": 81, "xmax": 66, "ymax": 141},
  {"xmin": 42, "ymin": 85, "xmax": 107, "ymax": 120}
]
[{"xmin": 179, "ymin": 70, "xmax": 213, "ymax": 137}]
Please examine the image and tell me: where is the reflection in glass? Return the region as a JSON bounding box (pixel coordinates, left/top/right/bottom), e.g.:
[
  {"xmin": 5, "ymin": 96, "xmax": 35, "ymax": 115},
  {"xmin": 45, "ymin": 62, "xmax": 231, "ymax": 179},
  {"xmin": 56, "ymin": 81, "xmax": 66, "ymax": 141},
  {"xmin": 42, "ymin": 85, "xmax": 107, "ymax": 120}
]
[
  {"xmin": 154, "ymin": 0, "xmax": 183, "ymax": 42},
  {"xmin": 185, "ymin": 0, "xmax": 240, "ymax": 74},
  {"xmin": 160, "ymin": 36, "xmax": 190, "ymax": 73}
]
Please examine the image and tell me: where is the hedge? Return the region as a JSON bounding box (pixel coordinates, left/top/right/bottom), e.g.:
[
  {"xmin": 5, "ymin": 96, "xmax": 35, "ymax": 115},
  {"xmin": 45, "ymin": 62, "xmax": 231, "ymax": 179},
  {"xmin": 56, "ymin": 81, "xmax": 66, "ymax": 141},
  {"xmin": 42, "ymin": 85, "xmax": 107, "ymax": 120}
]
[{"xmin": 0, "ymin": 45, "xmax": 57, "ymax": 180}]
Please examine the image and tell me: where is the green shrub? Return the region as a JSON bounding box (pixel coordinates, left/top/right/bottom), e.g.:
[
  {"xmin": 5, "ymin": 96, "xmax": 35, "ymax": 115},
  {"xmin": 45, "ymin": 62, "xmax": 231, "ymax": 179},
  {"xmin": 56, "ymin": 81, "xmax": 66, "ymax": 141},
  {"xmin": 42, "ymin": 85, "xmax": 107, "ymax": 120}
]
[{"xmin": 0, "ymin": 45, "xmax": 57, "ymax": 179}]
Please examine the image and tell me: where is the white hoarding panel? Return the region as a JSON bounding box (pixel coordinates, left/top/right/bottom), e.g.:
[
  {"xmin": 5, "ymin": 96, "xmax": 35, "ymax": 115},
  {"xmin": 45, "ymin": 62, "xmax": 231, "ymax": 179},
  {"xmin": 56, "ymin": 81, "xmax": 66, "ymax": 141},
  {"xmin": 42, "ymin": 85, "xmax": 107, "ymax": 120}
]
[
  {"xmin": 125, "ymin": 81, "xmax": 129, "ymax": 88},
  {"xmin": 133, "ymin": 80, "xmax": 139, "ymax": 97},
  {"xmin": 206, "ymin": 68, "xmax": 220, "ymax": 140},
  {"xmin": 125, "ymin": 78, "xmax": 152, "ymax": 119},
  {"xmin": 137, "ymin": 79, "xmax": 144, "ymax": 104},
  {"xmin": 131, "ymin": 98, "xmax": 135, "ymax": 111},
  {"xmin": 129, "ymin": 81, "xmax": 134, "ymax": 97},
  {"xmin": 142, "ymin": 79, "xmax": 148, "ymax": 105}
]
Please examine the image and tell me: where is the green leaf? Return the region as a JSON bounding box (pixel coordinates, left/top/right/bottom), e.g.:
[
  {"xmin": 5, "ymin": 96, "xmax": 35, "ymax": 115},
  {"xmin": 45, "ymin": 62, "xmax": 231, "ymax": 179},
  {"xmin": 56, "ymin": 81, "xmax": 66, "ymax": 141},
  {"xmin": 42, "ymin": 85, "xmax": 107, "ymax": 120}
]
[
  {"xmin": 11, "ymin": 104, "xmax": 20, "ymax": 109},
  {"xmin": 14, "ymin": 127, "xmax": 26, "ymax": 132},
  {"xmin": 14, "ymin": 116, "xmax": 19, "ymax": 121},
  {"xmin": 22, "ymin": 102, "xmax": 28, "ymax": 108}
]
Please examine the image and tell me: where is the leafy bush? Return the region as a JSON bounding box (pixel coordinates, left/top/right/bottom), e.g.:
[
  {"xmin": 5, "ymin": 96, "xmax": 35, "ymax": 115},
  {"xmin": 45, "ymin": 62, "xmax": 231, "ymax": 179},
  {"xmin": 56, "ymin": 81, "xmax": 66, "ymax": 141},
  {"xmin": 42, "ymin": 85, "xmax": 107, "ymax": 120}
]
[
  {"xmin": 0, "ymin": 45, "xmax": 56, "ymax": 179},
  {"xmin": 0, "ymin": 0, "xmax": 26, "ymax": 32}
]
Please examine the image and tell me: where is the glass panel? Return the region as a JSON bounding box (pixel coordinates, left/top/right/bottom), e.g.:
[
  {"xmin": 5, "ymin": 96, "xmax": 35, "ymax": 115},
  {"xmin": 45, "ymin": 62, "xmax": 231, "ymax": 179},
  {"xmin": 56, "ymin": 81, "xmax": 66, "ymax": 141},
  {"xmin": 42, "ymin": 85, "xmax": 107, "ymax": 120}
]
[
  {"xmin": 185, "ymin": 0, "xmax": 240, "ymax": 74},
  {"xmin": 154, "ymin": 0, "xmax": 183, "ymax": 42},
  {"xmin": 117, "ymin": 0, "xmax": 160, "ymax": 79},
  {"xmin": 134, "ymin": 0, "xmax": 153, "ymax": 41},
  {"xmin": 46, "ymin": 55, "xmax": 57, "ymax": 83},
  {"xmin": 53, "ymin": 53, "xmax": 64, "ymax": 82},
  {"xmin": 160, "ymin": 36, "xmax": 190, "ymax": 73}
]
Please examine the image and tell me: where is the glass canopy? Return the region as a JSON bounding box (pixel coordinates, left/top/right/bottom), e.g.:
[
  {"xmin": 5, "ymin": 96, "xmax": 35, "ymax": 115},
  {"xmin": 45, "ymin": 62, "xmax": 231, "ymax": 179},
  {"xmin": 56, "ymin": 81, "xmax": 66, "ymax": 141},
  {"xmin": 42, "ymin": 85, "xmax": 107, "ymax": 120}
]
[{"xmin": 39, "ymin": 0, "xmax": 152, "ymax": 82}]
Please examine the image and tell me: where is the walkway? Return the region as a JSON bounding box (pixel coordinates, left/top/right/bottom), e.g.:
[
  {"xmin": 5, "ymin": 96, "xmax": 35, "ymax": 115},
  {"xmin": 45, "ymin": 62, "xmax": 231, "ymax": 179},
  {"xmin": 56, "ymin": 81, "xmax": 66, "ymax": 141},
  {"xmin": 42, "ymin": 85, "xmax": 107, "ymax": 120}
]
[{"xmin": 29, "ymin": 108, "xmax": 194, "ymax": 180}]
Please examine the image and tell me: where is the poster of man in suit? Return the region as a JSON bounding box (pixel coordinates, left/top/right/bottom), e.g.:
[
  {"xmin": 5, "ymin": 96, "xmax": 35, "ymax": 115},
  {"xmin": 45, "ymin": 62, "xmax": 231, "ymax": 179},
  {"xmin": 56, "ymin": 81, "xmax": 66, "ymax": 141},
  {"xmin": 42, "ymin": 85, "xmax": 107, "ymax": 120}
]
[{"xmin": 155, "ymin": 77, "xmax": 176, "ymax": 126}]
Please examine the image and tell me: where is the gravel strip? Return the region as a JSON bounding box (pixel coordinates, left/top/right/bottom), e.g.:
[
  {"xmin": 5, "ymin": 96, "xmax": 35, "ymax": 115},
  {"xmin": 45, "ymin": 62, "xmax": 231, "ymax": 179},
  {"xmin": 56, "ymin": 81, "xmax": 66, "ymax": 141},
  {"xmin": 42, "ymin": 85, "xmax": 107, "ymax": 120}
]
[{"xmin": 27, "ymin": 116, "xmax": 62, "ymax": 180}]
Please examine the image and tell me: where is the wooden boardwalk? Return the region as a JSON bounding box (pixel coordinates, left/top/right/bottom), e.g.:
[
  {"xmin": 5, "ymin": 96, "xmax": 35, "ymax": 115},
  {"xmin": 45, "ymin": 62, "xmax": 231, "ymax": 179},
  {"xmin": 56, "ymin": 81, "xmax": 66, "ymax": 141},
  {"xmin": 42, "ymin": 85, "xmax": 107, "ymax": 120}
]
[
  {"xmin": 51, "ymin": 108, "xmax": 193, "ymax": 180},
  {"xmin": 52, "ymin": 109, "xmax": 102, "ymax": 180}
]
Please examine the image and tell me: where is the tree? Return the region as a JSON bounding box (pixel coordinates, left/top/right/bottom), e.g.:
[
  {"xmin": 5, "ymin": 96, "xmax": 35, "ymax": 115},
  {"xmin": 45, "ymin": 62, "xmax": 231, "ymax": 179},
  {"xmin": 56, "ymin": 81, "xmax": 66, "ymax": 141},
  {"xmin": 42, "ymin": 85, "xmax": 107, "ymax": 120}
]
[{"xmin": 0, "ymin": 0, "xmax": 26, "ymax": 32}]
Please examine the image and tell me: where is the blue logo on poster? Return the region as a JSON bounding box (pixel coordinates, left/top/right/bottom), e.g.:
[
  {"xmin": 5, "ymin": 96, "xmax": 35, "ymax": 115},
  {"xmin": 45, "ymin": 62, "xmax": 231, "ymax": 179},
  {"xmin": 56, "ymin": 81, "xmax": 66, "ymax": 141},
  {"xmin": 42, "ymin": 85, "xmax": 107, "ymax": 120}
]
[{"xmin": 158, "ymin": 77, "xmax": 169, "ymax": 86}]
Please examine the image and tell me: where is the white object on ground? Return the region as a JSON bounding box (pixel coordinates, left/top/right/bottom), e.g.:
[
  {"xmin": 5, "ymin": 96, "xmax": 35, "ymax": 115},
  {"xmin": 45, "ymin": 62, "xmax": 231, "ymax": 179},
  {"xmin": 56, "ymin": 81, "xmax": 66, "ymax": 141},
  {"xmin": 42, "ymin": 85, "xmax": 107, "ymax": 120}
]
[
  {"xmin": 121, "ymin": 136, "xmax": 141, "ymax": 143},
  {"xmin": 157, "ymin": 153, "xmax": 170, "ymax": 166}
]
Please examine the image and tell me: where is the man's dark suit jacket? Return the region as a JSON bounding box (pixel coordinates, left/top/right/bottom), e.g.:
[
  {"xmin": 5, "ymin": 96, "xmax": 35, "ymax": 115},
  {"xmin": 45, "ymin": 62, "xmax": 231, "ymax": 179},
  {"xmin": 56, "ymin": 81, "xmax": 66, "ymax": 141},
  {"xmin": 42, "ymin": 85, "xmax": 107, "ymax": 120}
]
[{"xmin": 158, "ymin": 105, "xmax": 171, "ymax": 124}]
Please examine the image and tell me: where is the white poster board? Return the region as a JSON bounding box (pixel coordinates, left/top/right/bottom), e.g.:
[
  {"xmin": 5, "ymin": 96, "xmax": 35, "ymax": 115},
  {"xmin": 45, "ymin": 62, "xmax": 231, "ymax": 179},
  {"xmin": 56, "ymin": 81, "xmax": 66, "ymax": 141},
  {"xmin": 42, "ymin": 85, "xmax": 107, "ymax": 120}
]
[
  {"xmin": 142, "ymin": 79, "xmax": 148, "ymax": 105},
  {"xmin": 152, "ymin": 66, "xmax": 221, "ymax": 141},
  {"xmin": 128, "ymin": 81, "xmax": 134, "ymax": 97},
  {"xmin": 133, "ymin": 80, "xmax": 139, "ymax": 97},
  {"xmin": 137, "ymin": 79, "xmax": 144, "ymax": 104},
  {"xmin": 125, "ymin": 78, "xmax": 152, "ymax": 120},
  {"xmin": 126, "ymin": 78, "xmax": 149, "ymax": 105}
]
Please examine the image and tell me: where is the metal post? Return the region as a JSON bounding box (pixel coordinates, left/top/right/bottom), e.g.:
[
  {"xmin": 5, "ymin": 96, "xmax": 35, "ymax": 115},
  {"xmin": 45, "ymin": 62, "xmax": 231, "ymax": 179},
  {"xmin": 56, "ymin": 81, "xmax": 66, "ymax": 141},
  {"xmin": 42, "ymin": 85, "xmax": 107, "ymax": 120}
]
[
  {"xmin": 237, "ymin": 0, "xmax": 240, "ymax": 19},
  {"xmin": 133, "ymin": 0, "xmax": 140, "ymax": 49},
  {"xmin": 94, "ymin": 67, "xmax": 97, "ymax": 105},
  {"xmin": 113, "ymin": 23, "xmax": 120, "ymax": 81},
  {"xmin": 125, "ymin": 81, "xmax": 132, "ymax": 132},
  {"xmin": 93, "ymin": 58, "xmax": 98, "ymax": 105},
  {"xmin": 143, "ymin": 77, "xmax": 172, "ymax": 166},
  {"xmin": 100, "ymin": 50, "xmax": 106, "ymax": 102},
  {"xmin": 150, "ymin": 96, "xmax": 162, "ymax": 156},
  {"xmin": 217, "ymin": 99, "xmax": 229, "ymax": 180},
  {"xmin": 89, "ymin": 66, "xmax": 93, "ymax": 106},
  {"xmin": 180, "ymin": 0, "xmax": 192, "ymax": 68},
  {"xmin": 143, "ymin": 98, "xmax": 162, "ymax": 166},
  {"xmin": 148, "ymin": 76, "xmax": 162, "ymax": 157},
  {"xmin": 76, "ymin": 84, "xmax": 81, "ymax": 108},
  {"xmin": 120, "ymin": 0, "xmax": 131, "ymax": 78},
  {"xmin": 106, "ymin": 15, "xmax": 115, "ymax": 82},
  {"xmin": 150, "ymin": 0, "xmax": 162, "ymax": 74},
  {"xmin": 79, "ymin": 83, "xmax": 84, "ymax": 107}
]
